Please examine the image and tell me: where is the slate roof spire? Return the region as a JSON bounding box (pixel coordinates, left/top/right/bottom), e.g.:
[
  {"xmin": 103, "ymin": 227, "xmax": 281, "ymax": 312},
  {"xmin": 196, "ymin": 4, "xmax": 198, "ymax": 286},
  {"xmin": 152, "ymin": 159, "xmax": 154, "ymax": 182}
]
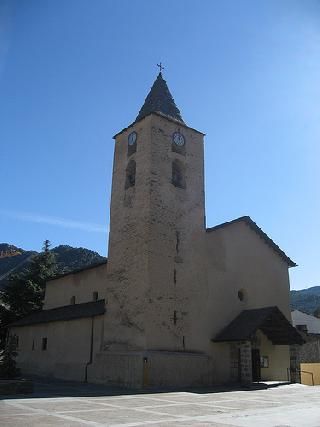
[{"xmin": 136, "ymin": 72, "xmax": 185, "ymax": 124}]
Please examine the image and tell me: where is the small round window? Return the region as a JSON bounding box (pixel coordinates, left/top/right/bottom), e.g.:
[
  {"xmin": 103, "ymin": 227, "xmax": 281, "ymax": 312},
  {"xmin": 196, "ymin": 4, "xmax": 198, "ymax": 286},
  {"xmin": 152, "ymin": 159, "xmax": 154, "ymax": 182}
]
[{"xmin": 238, "ymin": 289, "xmax": 246, "ymax": 302}]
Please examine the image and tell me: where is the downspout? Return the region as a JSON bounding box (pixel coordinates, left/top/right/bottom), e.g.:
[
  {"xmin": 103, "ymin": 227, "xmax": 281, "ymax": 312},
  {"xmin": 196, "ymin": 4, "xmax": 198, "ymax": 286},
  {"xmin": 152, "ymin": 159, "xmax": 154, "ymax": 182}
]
[{"xmin": 85, "ymin": 316, "xmax": 94, "ymax": 382}]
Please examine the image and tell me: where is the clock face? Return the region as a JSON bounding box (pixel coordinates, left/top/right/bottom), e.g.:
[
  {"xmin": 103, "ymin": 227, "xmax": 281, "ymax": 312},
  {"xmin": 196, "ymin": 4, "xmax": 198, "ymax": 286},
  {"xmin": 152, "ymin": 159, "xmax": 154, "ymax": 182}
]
[
  {"xmin": 173, "ymin": 132, "xmax": 185, "ymax": 147},
  {"xmin": 128, "ymin": 131, "xmax": 137, "ymax": 146}
]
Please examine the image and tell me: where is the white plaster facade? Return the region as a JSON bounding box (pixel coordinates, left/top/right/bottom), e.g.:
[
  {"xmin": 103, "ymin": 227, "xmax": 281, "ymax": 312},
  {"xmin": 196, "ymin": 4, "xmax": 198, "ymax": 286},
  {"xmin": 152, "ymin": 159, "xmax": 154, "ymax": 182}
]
[{"xmin": 10, "ymin": 73, "xmax": 300, "ymax": 388}]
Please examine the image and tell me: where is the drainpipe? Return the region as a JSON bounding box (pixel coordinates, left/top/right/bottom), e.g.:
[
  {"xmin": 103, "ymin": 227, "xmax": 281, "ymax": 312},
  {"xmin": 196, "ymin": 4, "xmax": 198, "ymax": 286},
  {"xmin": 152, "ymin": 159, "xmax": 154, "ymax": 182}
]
[{"xmin": 85, "ymin": 316, "xmax": 94, "ymax": 382}]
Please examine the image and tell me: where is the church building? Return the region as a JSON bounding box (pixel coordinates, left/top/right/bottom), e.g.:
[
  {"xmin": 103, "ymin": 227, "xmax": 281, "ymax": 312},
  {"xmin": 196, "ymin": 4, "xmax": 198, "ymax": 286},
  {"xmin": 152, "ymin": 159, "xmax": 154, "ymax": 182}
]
[{"xmin": 10, "ymin": 72, "xmax": 303, "ymax": 388}]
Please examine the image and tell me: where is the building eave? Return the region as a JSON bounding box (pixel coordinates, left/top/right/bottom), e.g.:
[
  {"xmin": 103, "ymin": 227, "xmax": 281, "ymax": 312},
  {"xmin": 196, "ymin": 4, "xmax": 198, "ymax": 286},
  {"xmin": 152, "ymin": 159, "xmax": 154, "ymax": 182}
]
[
  {"xmin": 47, "ymin": 259, "xmax": 107, "ymax": 283},
  {"xmin": 9, "ymin": 300, "xmax": 106, "ymax": 327},
  {"xmin": 212, "ymin": 306, "xmax": 305, "ymax": 345},
  {"xmin": 112, "ymin": 111, "xmax": 205, "ymax": 139}
]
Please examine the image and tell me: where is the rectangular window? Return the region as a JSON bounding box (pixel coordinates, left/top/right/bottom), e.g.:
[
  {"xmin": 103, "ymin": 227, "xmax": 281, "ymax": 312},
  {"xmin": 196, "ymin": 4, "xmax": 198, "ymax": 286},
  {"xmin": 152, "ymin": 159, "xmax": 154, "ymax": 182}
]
[
  {"xmin": 70, "ymin": 296, "xmax": 76, "ymax": 305},
  {"xmin": 93, "ymin": 291, "xmax": 98, "ymax": 301},
  {"xmin": 42, "ymin": 337, "xmax": 47, "ymax": 351},
  {"xmin": 32, "ymin": 340, "xmax": 35, "ymax": 351},
  {"xmin": 261, "ymin": 356, "xmax": 269, "ymax": 368}
]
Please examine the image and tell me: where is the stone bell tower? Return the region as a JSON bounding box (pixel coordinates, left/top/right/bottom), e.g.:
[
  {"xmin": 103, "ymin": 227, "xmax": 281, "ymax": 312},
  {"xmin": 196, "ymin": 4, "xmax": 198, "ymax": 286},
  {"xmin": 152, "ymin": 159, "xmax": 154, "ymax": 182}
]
[{"xmin": 93, "ymin": 72, "xmax": 210, "ymax": 386}]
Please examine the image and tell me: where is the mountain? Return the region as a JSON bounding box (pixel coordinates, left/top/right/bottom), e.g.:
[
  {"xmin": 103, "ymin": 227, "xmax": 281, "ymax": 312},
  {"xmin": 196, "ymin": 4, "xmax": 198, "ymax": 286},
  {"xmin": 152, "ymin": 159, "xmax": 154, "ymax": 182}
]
[
  {"xmin": 51, "ymin": 245, "xmax": 106, "ymax": 273},
  {"xmin": 0, "ymin": 243, "xmax": 106, "ymax": 289},
  {"xmin": 0, "ymin": 244, "xmax": 36, "ymax": 283},
  {"xmin": 290, "ymin": 286, "xmax": 320, "ymax": 315}
]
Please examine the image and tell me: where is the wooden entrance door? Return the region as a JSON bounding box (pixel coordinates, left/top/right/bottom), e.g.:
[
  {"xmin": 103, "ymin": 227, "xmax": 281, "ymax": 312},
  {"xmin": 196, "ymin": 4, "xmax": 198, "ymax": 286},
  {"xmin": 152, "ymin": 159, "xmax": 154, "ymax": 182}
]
[{"xmin": 251, "ymin": 349, "xmax": 261, "ymax": 382}]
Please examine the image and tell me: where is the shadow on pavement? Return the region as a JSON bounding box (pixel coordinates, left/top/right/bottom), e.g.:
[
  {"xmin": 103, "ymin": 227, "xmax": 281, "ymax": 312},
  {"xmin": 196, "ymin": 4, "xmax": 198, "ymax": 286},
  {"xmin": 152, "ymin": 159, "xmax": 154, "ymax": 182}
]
[{"xmin": 0, "ymin": 375, "xmax": 291, "ymax": 400}]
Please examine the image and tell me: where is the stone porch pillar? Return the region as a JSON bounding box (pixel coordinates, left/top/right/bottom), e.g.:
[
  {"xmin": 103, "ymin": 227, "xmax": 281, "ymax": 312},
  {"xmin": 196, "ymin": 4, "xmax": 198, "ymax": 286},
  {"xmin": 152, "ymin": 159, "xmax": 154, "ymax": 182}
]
[
  {"xmin": 290, "ymin": 344, "xmax": 301, "ymax": 383},
  {"xmin": 240, "ymin": 340, "xmax": 252, "ymax": 385}
]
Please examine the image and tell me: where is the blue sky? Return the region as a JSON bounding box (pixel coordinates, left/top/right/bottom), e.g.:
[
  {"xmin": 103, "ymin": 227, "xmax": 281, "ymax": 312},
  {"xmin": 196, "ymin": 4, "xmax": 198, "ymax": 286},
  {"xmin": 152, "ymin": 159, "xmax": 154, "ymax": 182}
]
[{"xmin": 0, "ymin": 0, "xmax": 319, "ymax": 290}]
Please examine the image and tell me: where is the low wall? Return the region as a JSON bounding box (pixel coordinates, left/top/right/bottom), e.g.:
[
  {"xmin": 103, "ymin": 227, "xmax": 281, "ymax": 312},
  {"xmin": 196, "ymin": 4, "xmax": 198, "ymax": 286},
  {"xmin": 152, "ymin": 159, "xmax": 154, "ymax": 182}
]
[
  {"xmin": 146, "ymin": 351, "xmax": 213, "ymax": 387},
  {"xmin": 295, "ymin": 337, "xmax": 320, "ymax": 364},
  {"xmin": 87, "ymin": 352, "xmax": 143, "ymax": 388},
  {"xmin": 88, "ymin": 350, "xmax": 213, "ymax": 388},
  {"xmin": 300, "ymin": 363, "xmax": 320, "ymax": 386}
]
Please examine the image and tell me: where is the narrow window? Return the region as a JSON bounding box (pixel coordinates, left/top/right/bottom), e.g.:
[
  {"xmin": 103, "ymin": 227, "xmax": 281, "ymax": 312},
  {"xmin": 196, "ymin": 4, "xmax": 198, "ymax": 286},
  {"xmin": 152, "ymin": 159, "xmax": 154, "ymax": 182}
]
[
  {"xmin": 261, "ymin": 356, "xmax": 269, "ymax": 368},
  {"xmin": 125, "ymin": 159, "xmax": 136, "ymax": 189},
  {"xmin": 42, "ymin": 337, "xmax": 47, "ymax": 351},
  {"xmin": 175, "ymin": 231, "xmax": 180, "ymax": 254},
  {"xmin": 172, "ymin": 159, "xmax": 186, "ymax": 189},
  {"xmin": 70, "ymin": 295, "xmax": 76, "ymax": 305},
  {"xmin": 93, "ymin": 291, "xmax": 98, "ymax": 301},
  {"xmin": 32, "ymin": 340, "xmax": 35, "ymax": 351},
  {"xmin": 173, "ymin": 310, "xmax": 177, "ymax": 325}
]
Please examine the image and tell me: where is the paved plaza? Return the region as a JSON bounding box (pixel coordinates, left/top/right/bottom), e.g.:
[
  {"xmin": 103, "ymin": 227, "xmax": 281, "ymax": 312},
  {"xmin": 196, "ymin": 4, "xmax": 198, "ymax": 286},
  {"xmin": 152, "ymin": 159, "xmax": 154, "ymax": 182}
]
[{"xmin": 1, "ymin": 381, "xmax": 320, "ymax": 426}]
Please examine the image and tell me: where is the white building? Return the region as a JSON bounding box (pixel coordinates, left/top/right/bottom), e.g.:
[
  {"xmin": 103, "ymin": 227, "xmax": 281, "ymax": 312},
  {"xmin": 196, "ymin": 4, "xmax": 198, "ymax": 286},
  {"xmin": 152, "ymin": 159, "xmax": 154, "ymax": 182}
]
[{"xmin": 291, "ymin": 310, "xmax": 320, "ymax": 334}]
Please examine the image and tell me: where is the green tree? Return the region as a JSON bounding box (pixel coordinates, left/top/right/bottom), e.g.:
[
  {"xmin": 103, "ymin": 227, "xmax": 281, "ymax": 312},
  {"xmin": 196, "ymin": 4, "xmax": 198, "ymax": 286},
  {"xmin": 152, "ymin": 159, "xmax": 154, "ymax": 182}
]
[
  {"xmin": 0, "ymin": 240, "xmax": 57, "ymax": 348},
  {"xmin": 0, "ymin": 334, "xmax": 20, "ymax": 379}
]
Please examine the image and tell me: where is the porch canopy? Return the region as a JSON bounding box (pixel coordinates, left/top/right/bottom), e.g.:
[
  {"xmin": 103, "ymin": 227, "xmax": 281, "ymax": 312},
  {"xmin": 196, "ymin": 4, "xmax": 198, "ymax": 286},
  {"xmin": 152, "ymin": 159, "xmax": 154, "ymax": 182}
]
[{"xmin": 213, "ymin": 306, "xmax": 304, "ymax": 345}]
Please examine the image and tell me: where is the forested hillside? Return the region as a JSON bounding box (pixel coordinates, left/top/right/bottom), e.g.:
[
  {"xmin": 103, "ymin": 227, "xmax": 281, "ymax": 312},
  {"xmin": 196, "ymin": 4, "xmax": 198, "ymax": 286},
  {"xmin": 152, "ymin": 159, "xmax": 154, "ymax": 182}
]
[
  {"xmin": 0, "ymin": 243, "xmax": 106, "ymax": 289},
  {"xmin": 290, "ymin": 286, "xmax": 320, "ymax": 315}
]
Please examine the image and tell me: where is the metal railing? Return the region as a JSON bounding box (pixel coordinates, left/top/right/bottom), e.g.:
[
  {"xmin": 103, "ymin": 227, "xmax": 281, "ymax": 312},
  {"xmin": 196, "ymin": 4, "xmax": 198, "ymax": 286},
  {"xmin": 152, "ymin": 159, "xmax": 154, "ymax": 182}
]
[{"xmin": 287, "ymin": 367, "xmax": 314, "ymax": 386}]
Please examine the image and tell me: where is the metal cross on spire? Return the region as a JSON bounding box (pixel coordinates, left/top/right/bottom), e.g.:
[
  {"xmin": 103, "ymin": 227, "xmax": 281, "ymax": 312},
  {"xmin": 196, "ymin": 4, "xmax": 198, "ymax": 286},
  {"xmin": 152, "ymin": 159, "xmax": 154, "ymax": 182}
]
[{"xmin": 157, "ymin": 62, "xmax": 165, "ymax": 73}]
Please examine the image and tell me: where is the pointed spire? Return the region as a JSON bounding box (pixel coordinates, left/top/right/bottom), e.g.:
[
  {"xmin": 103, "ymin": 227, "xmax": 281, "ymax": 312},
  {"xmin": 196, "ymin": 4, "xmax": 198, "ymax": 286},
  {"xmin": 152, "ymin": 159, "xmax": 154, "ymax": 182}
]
[{"xmin": 136, "ymin": 72, "xmax": 185, "ymax": 124}]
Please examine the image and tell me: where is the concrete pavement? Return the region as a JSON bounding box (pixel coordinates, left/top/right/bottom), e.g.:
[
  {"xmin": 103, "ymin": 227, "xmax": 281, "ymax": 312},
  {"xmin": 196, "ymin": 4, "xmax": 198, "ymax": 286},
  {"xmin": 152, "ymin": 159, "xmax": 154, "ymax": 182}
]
[{"xmin": 0, "ymin": 381, "xmax": 320, "ymax": 426}]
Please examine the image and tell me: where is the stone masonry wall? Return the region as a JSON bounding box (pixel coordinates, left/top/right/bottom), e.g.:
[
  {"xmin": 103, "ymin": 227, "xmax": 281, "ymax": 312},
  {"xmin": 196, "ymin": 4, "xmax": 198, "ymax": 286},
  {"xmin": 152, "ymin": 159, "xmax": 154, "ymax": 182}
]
[{"xmin": 240, "ymin": 341, "xmax": 252, "ymax": 384}]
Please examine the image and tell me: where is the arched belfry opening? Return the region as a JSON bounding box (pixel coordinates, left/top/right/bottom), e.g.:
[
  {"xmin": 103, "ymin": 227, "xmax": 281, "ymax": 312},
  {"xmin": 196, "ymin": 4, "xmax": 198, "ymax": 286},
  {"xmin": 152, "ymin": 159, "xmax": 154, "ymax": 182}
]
[
  {"xmin": 172, "ymin": 159, "xmax": 186, "ymax": 189},
  {"xmin": 125, "ymin": 159, "xmax": 136, "ymax": 189}
]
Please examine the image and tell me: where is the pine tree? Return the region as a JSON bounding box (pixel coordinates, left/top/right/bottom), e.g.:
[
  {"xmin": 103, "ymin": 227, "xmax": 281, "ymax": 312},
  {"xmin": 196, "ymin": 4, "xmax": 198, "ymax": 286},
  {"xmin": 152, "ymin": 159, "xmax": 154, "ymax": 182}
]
[
  {"xmin": 0, "ymin": 240, "xmax": 57, "ymax": 348},
  {"xmin": 0, "ymin": 335, "xmax": 20, "ymax": 379}
]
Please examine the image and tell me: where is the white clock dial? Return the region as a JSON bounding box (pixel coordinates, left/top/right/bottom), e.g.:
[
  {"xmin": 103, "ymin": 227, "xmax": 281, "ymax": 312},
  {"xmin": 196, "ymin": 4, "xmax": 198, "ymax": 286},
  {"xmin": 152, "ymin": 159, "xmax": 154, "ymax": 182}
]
[
  {"xmin": 128, "ymin": 131, "xmax": 137, "ymax": 146},
  {"xmin": 173, "ymin": 132, "xmax": 185, "ymax": 147}
]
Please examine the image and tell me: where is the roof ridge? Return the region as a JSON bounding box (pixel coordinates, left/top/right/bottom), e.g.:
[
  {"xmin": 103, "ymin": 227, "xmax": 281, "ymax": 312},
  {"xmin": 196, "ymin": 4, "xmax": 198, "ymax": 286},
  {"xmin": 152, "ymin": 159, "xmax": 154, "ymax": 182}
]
[
  {"xmin": 113, "ymin": 111, "xmax": 205, "ymax": 139},
  {"xmin": 206, "ymin": 216, "xmax": 296, "ymax": 267}
]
